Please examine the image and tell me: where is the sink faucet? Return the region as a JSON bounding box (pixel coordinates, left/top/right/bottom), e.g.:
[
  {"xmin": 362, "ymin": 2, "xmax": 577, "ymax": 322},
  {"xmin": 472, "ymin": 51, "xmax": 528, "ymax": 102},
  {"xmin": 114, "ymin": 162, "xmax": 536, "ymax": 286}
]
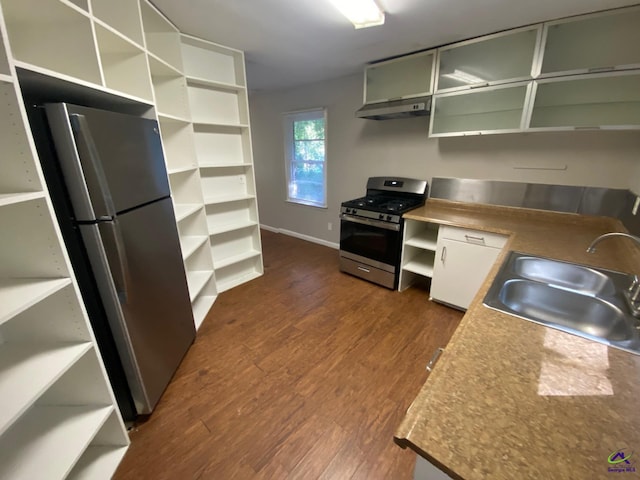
[
  {"xmin": 586, "ymin": 232, "xmax": 640, "ymax": 253},
  {"xmin": 587, "ymin": 232, "xmax": 640, "ymax": 318}
]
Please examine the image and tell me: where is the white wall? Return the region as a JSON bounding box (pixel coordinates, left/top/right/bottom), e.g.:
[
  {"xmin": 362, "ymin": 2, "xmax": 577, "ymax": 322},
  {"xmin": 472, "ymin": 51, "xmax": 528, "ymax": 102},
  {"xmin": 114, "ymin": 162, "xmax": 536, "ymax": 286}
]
[{"xmin": 249, "ymin": 73, "xmax": 640, "ymax": 244}]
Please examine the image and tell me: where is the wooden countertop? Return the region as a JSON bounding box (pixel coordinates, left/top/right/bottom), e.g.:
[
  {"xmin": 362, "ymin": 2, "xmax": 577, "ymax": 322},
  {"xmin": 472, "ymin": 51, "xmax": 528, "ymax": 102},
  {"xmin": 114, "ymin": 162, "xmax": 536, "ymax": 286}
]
[{"xmin": 396, "ymin": 199, "xmax": 640, "ymax": 480}]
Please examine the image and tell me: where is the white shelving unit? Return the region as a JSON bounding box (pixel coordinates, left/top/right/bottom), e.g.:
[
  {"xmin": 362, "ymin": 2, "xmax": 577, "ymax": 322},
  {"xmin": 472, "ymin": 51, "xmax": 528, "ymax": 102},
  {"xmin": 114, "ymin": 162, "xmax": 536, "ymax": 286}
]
[
  {"xmin": 399, "ymin": 220, "xmax": 439, "ymax": 291},
  {"xmin": 0, "ymin": 0, "xmax": 263, "ymax": 471},
  {"xmin": 180, "ymin": 33, "xmax": 263, "ymax": 294},
  {"xmin": 0, "ymin": 0, "xmax": 130, "ymax": 473}
]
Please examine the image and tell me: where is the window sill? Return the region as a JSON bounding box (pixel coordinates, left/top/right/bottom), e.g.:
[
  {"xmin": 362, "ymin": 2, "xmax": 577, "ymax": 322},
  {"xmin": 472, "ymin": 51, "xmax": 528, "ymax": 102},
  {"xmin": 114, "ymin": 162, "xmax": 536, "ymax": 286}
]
[{"xmin": 286, "ymin": 199, "xmax": 327, "ymax": 209}]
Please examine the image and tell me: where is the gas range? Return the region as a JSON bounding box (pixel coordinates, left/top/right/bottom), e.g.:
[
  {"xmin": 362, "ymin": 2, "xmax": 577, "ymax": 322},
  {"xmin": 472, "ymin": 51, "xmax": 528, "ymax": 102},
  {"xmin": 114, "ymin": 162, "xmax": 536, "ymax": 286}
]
[
  {"xmin": 339, "ymin": 177, "xmax": 428, "ymax": 289},
  {"xmin": 341, "ymin": 194, "xmax": 425, "ymax": 224}
]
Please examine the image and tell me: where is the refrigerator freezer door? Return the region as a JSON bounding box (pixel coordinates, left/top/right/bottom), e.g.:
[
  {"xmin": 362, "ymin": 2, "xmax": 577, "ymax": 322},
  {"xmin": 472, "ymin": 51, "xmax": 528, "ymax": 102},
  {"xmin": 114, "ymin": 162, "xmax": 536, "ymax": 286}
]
[
  {"xmin": 45, "ymin": 103, "xmax": 171, "ymax": 220},
  {"xmin": 80, "ymin": 197, "xmax": 195, "ymax": 414}
]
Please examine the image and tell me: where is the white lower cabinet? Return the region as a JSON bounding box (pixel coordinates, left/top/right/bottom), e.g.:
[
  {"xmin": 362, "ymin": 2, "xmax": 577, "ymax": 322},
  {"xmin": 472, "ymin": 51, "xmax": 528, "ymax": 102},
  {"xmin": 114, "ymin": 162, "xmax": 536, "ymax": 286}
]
[
  {"xmin": 430, "ymin": 225, "xmax": 506, "ymax": 310},
  {"xmin": 414, "ymin": 455, "xmax": 452, "ymax": 480}
]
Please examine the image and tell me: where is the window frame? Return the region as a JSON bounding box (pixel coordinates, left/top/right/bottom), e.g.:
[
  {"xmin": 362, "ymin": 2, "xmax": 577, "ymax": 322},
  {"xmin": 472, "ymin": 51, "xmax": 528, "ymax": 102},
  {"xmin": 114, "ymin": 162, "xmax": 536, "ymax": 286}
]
[{"xmin": 283, "ymin": 107, "xmax": 328, "ymax": 208}]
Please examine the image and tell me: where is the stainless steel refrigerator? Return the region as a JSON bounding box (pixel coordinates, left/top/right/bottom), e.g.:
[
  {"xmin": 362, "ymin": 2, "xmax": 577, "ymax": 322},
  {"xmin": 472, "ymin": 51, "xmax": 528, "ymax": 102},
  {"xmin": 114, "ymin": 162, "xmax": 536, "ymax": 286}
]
[{"xmin": 43, "ymin": 103, "xmax": 195, "ymax": 417}]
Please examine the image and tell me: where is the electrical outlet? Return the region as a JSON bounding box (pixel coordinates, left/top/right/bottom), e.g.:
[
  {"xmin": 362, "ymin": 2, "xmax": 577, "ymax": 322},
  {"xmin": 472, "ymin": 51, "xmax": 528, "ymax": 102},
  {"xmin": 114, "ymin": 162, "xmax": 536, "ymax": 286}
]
[
  {"xmin": 633, "ymin": 196, "xmax": 640, "ymax": 216},
  {"xmin": 328, "ymin": 222, "xmax": 333, "ymax": 231}
]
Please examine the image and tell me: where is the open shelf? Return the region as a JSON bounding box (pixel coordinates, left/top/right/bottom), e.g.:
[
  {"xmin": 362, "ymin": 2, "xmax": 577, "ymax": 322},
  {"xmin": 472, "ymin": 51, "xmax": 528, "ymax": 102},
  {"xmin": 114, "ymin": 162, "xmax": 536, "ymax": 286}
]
[
  {"xmin": 168, "ymin": 168, "xmax": 204, "ymax": 205},
  {"xmin": 403, "ymin": 250, "xmax": 436, "ymax": 277},
  {"xmin": 174, "ymin": 203, "xmax": 202, "ymax": 222},
  {"xmin": 210, "ymin": 227, "xmax": 260, "ymax": 267},
  {"xmin": 209, "ymin": 219, "xmax": 258, "ymax": 237},
  {"xmin": 192, "ymin": 293, "xmax": 216, "ymax": 330},
  {"xmin": 181, "ymin": 35, "xmax": 245, "ymax": 86},
  {"xmin": 158, "ymin": 116, "xmax": 198, "ymax": 172},
  {"xmin": 405, "ymin": 222, "xmax": 439, "ymax": 251},
  {"xmin": 187, "ymin": 81, "xmax": 248, "ymax": 126},
  {"xmin": 215, "ymin": 258, "xmax": 262, "ymax": 293},
  {"xmin": 91, "ymin": 0, "xmax": 144, "ymax": 47},
  {"xmin": 177, "ymin": 205, "xmax": 208, "ymax": 238},
  {"xmin": 0, "ymin": 342, "xmax": 93, "ymax": 436},
  {"xmin": 180, "ymin": 235, "xmax": 209, "ymax": 261},
  {"xmin": 140, "ymin": 1, "xmax": 182, "ymax": 71},
  {"xmin": 168, "ymin": 165, "xmax": 198, "ymax": 175},
  {"xmin": 1, "ymin": 0, "xmax": 102, "ymax": 84},
  {"xmin": 204, "ymin": 193, "xmax": 255, "ymax": 205},
  {"xmin": 0, "ymin": 405, "xmax": 113, "ymax": 479},
  {"xmin": 193, "ymin": 124, "xmax": 251, "ymax": 166},
  {"xmin": 213, "ymin": 249, "xmax": 261, "ymax": 270},
  {"xmin": 186, "ymin": 270, "xmax": 214, "ymax": 302},
  {"xmin": 0, "ymin": 82, "xmax": 43, "ymax": 194},
  {"xmin": 205, "ymin": 197, "xmax": 258, "ymax": 233},
  {"xmin": 67, "ymin": 409, "xmax": 129, "ymax": 479},
  {"xmin": 0, "ymin": 191, "xmax": 45, "ymax": 207},
  {"xmin": 69, "ymin": 446, "xmax": 128, "ymax": 480},
  {"xmin": 0, "ymin": 198, "xmax": 71, "ymax": 278},
  {"xmin": 149, "ymin": 56, "xmax": 190, "ymax": 119},
  {"xmin": 405, "ymin": 235, "xmax": 438, "ymax": 251},
  {"xmin": 0, "ymin": 277, "xmax": 71, "ymax": 326},
  {"xmin": 95, "ymin": 24, "xmax": 152, "ymax": 102},
  {"xmin": 200, "ymin": 165, "xmax": 254, "ymax": 205}
]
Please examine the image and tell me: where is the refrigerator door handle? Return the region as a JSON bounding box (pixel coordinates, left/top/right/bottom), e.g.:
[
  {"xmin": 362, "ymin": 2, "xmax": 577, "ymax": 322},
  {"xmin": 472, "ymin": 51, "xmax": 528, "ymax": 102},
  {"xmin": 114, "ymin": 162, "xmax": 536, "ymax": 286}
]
[
  {"xmin": 69, "ymin": 113, "xmax": 117, "ymax": 219},
  {"xmin": 100, "ymin": 220, "xmax": 130, "ymax": 304}
]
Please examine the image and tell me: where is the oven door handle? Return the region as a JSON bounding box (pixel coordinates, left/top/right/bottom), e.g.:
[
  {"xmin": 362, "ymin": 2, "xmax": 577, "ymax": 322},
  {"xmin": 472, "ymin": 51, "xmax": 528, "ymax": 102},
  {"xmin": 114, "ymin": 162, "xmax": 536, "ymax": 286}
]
[{"xmin": 340, "ymin": 213, "xmax": 400, "ymax": 231}]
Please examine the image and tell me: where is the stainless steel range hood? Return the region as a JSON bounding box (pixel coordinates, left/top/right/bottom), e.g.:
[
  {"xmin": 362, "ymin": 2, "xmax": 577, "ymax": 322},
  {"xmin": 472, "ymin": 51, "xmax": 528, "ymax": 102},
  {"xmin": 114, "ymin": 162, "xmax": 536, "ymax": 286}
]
[{"xmin": 356, "ymin": 96, "xmax": 431, "ymax": 120}]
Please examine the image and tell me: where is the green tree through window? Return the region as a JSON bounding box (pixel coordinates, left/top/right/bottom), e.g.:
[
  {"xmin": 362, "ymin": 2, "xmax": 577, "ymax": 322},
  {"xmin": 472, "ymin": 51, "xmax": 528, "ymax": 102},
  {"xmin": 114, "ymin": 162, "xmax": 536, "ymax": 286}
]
[{"xmin": 284, "ymin": 109, "xmax": 326, "ymax": 207}]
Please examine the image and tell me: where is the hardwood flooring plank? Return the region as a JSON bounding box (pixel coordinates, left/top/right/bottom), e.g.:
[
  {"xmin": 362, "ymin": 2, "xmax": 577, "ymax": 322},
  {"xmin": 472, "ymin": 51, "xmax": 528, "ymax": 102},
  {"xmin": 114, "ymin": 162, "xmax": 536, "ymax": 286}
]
[{"xmin": 114, "ymin": 230, "xmax": 463, "ymax": 479}]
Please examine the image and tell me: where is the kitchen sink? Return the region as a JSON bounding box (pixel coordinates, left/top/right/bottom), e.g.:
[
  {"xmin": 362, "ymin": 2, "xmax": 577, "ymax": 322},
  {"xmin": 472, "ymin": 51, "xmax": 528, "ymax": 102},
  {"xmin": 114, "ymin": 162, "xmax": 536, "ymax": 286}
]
[
  {"xmin": 484, "ymin": 252, "xmax": 640, "ymax": 355},
  {"xmin": 512, "ymin": 256, "xmax": 616, "ymax": 296}
]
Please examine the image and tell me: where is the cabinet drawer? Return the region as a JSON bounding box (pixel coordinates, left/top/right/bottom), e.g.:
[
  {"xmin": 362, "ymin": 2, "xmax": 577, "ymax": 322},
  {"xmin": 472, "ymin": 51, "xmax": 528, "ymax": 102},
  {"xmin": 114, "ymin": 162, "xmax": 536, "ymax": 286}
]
[{"xmin": 438, "ymin": 225, "xmax": 506, "ymax": 248}]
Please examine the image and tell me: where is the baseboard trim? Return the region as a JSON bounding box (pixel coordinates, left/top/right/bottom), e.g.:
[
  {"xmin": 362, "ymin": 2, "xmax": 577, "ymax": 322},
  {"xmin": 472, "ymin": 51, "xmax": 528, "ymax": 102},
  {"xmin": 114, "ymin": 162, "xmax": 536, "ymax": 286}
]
[{"xmin": 260, "ymin": 224, "xmax": 339, "ymax": 250}]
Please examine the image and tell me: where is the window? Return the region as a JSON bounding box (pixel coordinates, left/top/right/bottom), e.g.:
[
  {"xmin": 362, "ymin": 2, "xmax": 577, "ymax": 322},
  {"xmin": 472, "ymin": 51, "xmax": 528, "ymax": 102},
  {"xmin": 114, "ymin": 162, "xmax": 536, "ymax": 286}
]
[{"xmin": 283, "ymin": 108, "xmax": 327, "ymax": 207}]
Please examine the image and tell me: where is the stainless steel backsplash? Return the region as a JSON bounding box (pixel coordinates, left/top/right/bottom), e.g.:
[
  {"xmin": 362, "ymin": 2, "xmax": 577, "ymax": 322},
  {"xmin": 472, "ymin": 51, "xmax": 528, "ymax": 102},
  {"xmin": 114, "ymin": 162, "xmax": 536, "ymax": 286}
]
[{"xmin": 430, "ymin": 177, "xmax": 640, "ymax": 236}]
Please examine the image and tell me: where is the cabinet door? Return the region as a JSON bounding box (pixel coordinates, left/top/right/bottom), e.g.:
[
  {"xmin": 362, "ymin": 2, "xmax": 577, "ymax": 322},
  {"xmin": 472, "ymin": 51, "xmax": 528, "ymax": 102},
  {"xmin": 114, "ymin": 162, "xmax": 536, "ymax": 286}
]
[
  {"xmin": 430, "ymin": 82, "xmax": 531, "ymax": 137},
  {"xmin": 431, "ymin": 238, "xmax": 502, "ymax": 309},
  {"xmin": 529, "ymin": 71, "xmax": 640, "ymax": 130},
  {"xmin": 540, "ymin": 6, "xmax": 640, "ymax": 77},
  {"xmin": 364, "ymin": 50, "xmax": 435, "ymax": 104},
  {"xmin": 436, "ymin": 26, "xmax": 540, "ymax": 92}
]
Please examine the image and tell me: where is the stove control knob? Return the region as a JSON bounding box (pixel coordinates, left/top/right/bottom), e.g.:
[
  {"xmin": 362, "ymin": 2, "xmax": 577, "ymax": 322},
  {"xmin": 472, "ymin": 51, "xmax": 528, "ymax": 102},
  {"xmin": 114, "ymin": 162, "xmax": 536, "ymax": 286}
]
[
  {"xmin": 345, "ymin": 208, "xmax": 351, "ymax": 214},
  {"xmin": 386, "ymin": 215, "xmax": 393, "ymax": 221},
  {"xmin": 352, "ymin": 209, "xmax": 357, "ymax": 215},
  {"xmin": 379, "ymin": 214, "xmax": 384, "ymax": 220}
]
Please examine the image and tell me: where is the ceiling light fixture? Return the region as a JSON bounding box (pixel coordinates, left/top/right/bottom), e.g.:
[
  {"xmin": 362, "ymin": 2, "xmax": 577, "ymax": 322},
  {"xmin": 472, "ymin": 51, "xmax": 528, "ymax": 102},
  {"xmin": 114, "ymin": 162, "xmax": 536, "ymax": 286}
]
[{"xmin": 328, "ymin": 0, "xmax": 385, "ymax": 29}]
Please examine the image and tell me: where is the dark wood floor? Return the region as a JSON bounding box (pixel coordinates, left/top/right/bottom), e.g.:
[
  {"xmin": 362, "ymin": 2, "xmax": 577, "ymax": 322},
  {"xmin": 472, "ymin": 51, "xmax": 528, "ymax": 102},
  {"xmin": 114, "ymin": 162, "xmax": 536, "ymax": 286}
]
[{"xmin": 114, "ymin": 230, "xmax": 463, "ymax": 480}]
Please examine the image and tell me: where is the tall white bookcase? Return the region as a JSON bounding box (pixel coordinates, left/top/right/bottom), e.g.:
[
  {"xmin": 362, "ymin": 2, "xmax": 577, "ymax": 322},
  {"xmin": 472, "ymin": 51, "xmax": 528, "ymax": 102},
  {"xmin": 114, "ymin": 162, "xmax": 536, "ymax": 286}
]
[
  {"xmin": 0, "ymin": 0, "xmax": 263, "ymax": 476},
  {"xmin": 0, "ymin": 2, "xmax": 129, "ymax": 478}
]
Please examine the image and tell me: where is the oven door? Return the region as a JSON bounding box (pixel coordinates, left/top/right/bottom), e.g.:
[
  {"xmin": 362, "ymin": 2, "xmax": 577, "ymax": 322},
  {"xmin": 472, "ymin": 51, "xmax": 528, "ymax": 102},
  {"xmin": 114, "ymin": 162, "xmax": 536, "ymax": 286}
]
[{"xmin": 339, "ymin": 214, "xmax": 402, "ymax": 269}]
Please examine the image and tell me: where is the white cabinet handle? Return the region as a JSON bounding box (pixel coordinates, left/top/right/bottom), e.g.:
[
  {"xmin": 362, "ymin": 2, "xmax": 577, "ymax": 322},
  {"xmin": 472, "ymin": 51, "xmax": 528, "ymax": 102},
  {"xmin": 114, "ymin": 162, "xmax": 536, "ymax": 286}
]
[
  {"xmin": 426, "ymin": 347, "xmax": 444, "ymax": 372},
  {"xmin": 440, "ymin": 245, "xmax": 447, "ymax": 263}
]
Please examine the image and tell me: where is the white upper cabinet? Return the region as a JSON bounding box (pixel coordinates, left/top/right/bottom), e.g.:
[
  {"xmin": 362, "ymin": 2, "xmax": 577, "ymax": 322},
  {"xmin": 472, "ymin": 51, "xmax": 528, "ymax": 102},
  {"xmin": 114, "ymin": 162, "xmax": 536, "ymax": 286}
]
[
  {"xmin": 539, "ymin": 6, "xmax": 640, "ymax": 77},
  {"xmin": 364, "ymin": 50, "xmax": 435, "ymax": 104},
  {"xmin": 430, "ymin": 82, "xmax": 531, "ymax": 136},
  {"xmin": 436, "ymin": 26, "xmax": 541, "ymax": 92},
  {"xmin": 529, "ymin": 71, "xmax": 640, "ymax": 130}
]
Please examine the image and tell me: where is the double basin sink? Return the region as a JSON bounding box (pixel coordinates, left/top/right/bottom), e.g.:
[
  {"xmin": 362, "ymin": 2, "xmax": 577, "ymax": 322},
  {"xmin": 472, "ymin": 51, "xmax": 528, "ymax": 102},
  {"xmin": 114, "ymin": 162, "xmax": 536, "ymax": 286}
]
[{"xmin": 484, "ymin": 251, "xmax": 640, "ymax": 355}]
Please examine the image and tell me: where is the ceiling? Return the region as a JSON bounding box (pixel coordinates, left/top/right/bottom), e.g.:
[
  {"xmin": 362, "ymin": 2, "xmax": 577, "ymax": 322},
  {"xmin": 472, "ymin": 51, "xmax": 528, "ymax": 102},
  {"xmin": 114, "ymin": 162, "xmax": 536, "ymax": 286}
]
[{"xmin": 151, "ymin": 0, "xmax": 639, "ymax": 92}]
